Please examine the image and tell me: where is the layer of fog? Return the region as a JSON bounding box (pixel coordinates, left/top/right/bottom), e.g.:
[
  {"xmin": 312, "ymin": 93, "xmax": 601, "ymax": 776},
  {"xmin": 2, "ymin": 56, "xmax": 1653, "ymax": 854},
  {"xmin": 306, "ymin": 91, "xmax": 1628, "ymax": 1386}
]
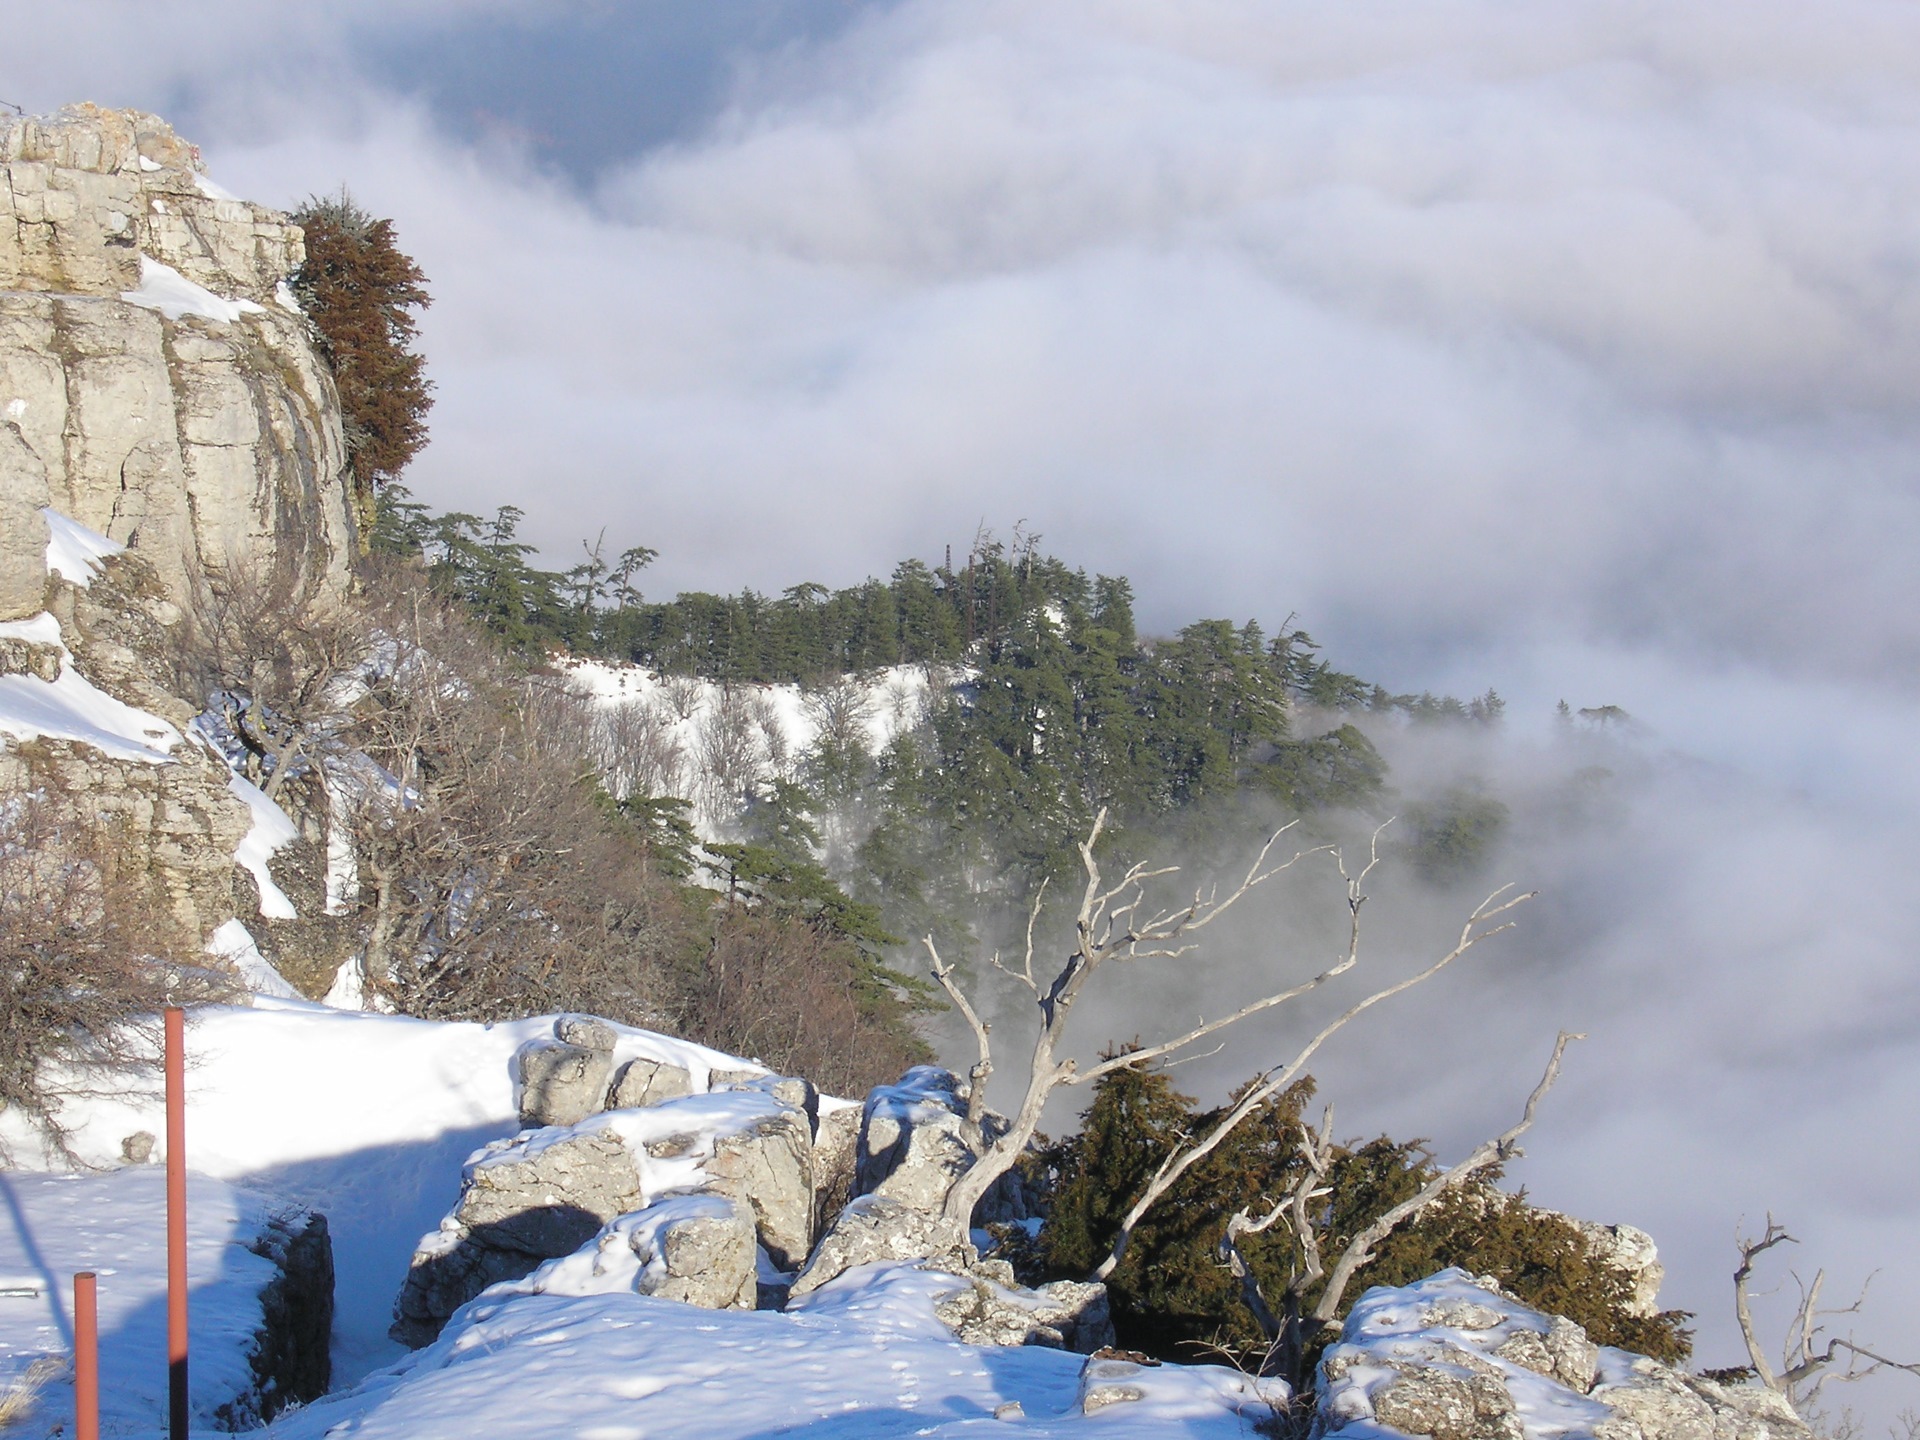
[{"xmin": 953, "ymin": 710, "xmax": 1920, "ymax": 1416}]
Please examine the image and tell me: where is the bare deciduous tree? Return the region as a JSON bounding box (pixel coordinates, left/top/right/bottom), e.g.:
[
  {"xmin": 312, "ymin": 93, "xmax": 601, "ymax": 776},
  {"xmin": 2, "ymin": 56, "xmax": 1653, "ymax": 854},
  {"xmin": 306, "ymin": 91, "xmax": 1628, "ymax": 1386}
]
[
  {"xmin": 924, "ymin": 810, "xmax": 1534, "ymax": 1256},
  {"xmin": 591, "ymin": 696, "xmax": 686, "ymax": 802},
  {"xmin": 1731, "ymin": 1219, "xmax": 1920, "ymax": 1417},
  {"xmin": 700, "ymin": 684, "xmax": 766, "ymax": 823}
]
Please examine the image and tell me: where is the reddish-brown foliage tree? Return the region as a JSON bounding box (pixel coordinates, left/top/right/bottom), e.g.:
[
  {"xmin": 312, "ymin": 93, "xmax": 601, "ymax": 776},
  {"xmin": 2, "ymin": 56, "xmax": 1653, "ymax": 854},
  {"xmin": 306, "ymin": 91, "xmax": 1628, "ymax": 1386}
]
[{"xmin": 291, "ymin": 194, "xmax": 434, "ymax": 521}]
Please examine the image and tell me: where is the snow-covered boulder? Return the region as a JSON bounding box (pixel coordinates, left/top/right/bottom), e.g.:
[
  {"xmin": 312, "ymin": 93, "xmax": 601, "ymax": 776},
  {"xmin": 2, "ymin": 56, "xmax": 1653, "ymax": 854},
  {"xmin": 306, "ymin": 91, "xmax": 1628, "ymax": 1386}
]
[
  {"xmin": 394, "ymin": 1084, "xmax": 823, "ymax": 1344},
  {"xmin": 516, "ymin": 1035, "xmax": 616, "ymax": 1129},
  {"xmin": 508, "ymin": 1195, "xmax": 759, "ymax": 1311},
  {"xmin": 790, "ymin": 1193, "xmax": 976, "ymax": 1298},
  {"xmin": 392, "ymin": 1125, "xmax": 646, "ymax": 1344},
  {"xmin": 855, "ymin": 1065, "xmax": 981, "ymax": 1215},
  {"xmin": 1316, "ymin": 1270, "xmax": 1810, "ymax": 1440}
]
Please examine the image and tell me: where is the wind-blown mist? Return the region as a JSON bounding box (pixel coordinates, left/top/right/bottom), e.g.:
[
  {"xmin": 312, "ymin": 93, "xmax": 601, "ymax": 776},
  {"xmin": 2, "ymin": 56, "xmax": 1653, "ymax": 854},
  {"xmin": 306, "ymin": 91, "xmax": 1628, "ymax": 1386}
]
[{"xmin": 8, "ymin": 0, "xmax": 1919, "ymax": 1420}]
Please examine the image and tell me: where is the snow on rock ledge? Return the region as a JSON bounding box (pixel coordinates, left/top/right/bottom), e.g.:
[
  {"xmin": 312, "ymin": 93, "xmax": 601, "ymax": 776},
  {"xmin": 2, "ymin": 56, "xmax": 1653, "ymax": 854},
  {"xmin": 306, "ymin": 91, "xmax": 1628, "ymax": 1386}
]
[
  {"xmin": 1317, "ymin": 1269, "xmax": 1810, "ymax": 1440},
  {"xmin": 0, "ymin": 104, "xmax": 354, "ymax": 619}
]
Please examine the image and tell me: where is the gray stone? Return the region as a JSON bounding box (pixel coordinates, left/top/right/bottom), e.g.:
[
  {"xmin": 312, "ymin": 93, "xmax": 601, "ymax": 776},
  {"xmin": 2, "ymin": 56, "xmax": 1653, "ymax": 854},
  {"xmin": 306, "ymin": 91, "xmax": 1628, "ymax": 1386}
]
[
  {"xmin": 644, "ymin": 1200, "xmax": 758, "ymax": 1310},
  {"xmin": 1493, "ymin": 1313, "xmax": 1598, "ymax": 1392},
  {"xmin": 708, "ymin": 1066, "xmax": 762, "ymax": 1090},
  {"xmin": 453, "ymin": 1128, "xmax": 643, "ymax": 1248},
  {"xmin": 856, "ymin": 1066, "xmax": 980, "ymax": 1216},
  {"xmin": 702, "ymin": 1103, "xmax": 815, "ymax": 1271},
  {"xmin": 120, "ymin": 1130, "xmax": 155, "ymax": 1164},
  {"xmin": 811, "ymin": 1103, "xmax": 861, "ymax": 1233},
  {"xmin": 517, "ymin": 1038, "xmax": 615, "ymax": 1129},
  {"xmin": 555, "ymin": 1013, "xmax": 618, "ymax": 1053},
  {"xmin": 1370, "ymin": 1366, "xmax": 1524, "ymax": 1440},
  {"xmin": 789, "ymin": 1194, "xmax": 975, "ymax": 1298},
  {"xmin": 1078, "ymin": 1357, "xmax": 1150, "ymax": 1414},
  {"xmin": 608, "ymin": 1056, "xmax": 694, "ymax": 1110},
  {"xmin": 934, "ymin": 1275, "xmax": 1115, "ymax": 1353}
]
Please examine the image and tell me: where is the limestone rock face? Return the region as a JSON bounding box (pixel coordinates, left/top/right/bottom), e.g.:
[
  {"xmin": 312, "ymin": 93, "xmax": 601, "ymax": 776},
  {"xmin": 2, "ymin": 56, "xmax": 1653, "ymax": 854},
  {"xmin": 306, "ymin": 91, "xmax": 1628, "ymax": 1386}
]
[
  {"xmin": 701, "ymin": 1105, "xmax": 815, "ymax": 1272},
  {"xmin": 855, "ymin": 1066, "xmax": 980, "ymax": 1216},
  {"xmin": 517, "ymin": 1037, "xmax": 616, "ymax": 1130},
  {"xmin": 0, "ymin": 422, "xmax": 51, "ymax": 617},
  {"xmin": 1316, "ymin": 1271, "xmax": 1811, "ymax": 1440},
  {"xmin": 0, "ymin": 104, "xmax": 352, "ymax": 622}
]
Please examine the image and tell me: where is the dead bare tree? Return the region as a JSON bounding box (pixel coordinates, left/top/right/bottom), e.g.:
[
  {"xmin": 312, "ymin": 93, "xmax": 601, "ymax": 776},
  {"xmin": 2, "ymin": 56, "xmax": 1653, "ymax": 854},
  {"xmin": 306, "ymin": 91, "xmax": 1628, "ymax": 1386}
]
[
  {"xmin": 590, "ymin": 696, "xmax": 686, "ymax": 802},
  {"xmin": 1218, "ymin": 1030, "xmax": 1582, "ymax": 1387},
  {"xmin": 923, "ymin": 809, "xmax": 1534, "ymax": 1248},
  {"xmin": 1732, "ymin": 1219, "xmax": 1920, "ymax": 1417}
]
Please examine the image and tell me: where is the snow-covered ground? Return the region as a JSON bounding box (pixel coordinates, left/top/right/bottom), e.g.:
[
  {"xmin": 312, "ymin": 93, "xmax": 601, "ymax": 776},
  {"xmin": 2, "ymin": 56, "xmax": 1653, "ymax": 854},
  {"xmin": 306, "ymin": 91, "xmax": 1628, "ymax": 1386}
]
[
  {"xmin": 0, "ymin": 1170, "xmax": 282, "ymax": 1436},
  {"xmin": 268, "ymin": 1264, "xmax": 1280, "ymax": 1439},
  {"xmin": 0, "ymin": 1001, "xmax": 741, "ymax": 1402}
]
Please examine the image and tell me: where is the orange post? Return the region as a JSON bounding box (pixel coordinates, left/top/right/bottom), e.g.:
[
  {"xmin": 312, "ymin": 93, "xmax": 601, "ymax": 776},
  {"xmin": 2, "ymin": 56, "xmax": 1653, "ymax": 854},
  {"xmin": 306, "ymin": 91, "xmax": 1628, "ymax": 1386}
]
[
  {"xmin": 73, "ymin": 1271, "xmax": 98, "ymax": 1440},
  {"xmin": 164, "ymin": 1004, "xmax": 188, "ymax": 1440}
]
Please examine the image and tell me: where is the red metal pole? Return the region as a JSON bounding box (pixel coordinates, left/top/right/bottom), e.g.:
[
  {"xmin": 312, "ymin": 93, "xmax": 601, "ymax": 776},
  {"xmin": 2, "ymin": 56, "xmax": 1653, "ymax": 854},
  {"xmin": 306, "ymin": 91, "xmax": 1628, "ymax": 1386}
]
[
  {"xmin": 164, "ymin": 1004, "xmax": 188, "ymax": 1440},
  {"xmin": 73, "ymin": 1271, "xmax": 98, "ymax": 1440}
]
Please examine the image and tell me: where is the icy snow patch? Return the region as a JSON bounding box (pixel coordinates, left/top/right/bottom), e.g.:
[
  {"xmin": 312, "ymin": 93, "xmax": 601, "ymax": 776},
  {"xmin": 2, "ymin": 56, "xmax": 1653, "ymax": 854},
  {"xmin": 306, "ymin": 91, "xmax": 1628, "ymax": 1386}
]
[
  {"xmin": 194, "ymin": 171, "xmax": 238, "ymax": 200},
  {"xmin": 120, "ymin": 255, "xmax": 264, "ymax": 324},
  {"xmin": 0, "ymin": 613, "xmax": 181, "ymax": 762},
  {"xmin": 207, "ymin": 918, "xmax": 300, "ymax": 999},
  {"xmin": 42, "ymin": 507, "xmax": 123, "ymax": 585},
  {"xmin": 228, "ymin": 772, "xmax": 299, "ymax": 919}
]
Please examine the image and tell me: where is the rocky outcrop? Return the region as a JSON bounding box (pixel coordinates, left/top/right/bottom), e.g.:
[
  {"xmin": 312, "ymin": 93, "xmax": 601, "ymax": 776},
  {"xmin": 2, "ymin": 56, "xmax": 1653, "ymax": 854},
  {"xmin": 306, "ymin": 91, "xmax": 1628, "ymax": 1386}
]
[
  {"xmin": 215, "ymin": 1208, "xmax": 334, "ymax": 1429},
  {"xmin": 0, "ymin": 561, "xmax": 255, "ymax": 946},
  {"xmin": 854, "ymin": 1066, "xmax": 981, "ymax": 1215},
  {"xmin": 395, "ymin": 1039, "xmax": 821, "ymax": 1345},
  {"xmin": 934, "ymin": 1274, "xmax": 1114, "ymax": 1353},
  {"xmin": 1315, "ymin": 1270, "xmax": 1811, "ymax": 1440},
  {"xmin": 391, "ymin": 1124, "xmax": 645, "ymax": 1345},
  {"xmin": 0, "ymin": 104, "xmax": 352, "ymax": 624}
]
